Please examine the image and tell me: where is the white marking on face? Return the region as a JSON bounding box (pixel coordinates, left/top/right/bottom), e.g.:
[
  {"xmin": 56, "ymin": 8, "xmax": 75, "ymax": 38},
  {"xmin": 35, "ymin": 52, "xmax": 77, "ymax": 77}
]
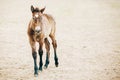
[{"xmin": 35, "ymin": 14, "xmax": 39, "ymax": 18}]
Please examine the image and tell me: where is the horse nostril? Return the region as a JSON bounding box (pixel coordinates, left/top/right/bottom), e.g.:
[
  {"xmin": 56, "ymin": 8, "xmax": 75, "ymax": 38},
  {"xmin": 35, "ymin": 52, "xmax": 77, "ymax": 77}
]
[
  {"xmin": 37, "ymin": 30, "xmax": 40, "ymax": 33},
  {"xmin": 35, "ymin": 29, "xmax": 40, "ymax": 33}
]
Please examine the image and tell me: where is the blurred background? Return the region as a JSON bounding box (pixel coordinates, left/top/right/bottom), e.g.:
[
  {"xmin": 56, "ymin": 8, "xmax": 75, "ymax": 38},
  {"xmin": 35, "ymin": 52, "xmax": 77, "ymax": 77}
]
[{"xmin": 0, "ymin": 0, "xmax": 120, "ymax": 80}]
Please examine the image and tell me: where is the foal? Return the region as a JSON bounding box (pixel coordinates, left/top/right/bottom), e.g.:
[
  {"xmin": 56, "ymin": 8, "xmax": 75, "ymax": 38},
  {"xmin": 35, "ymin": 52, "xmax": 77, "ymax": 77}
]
[{"xmin": 27, "ymin": 5, "xmax": 59, "ymax": 76}]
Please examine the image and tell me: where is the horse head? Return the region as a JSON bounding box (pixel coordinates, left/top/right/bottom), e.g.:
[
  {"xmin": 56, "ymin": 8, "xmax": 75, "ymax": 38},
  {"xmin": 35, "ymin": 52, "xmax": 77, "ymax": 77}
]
[{"xmin": 31, "ymin": 5, "xmax": 45, "ymax": 34}]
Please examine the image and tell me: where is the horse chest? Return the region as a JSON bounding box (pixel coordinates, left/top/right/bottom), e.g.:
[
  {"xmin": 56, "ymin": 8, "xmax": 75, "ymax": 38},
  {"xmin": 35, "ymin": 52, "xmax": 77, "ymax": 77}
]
[{"xmin": 34, "ymin": 35, "xmax": 40, "ymax": 42}]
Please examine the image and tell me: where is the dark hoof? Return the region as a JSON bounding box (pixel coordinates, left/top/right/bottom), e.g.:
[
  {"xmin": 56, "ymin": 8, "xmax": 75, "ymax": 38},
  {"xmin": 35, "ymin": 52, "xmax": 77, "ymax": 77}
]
[
  {"xmin": 34, "ymin": 72, "xmax": 38, "ymax": 77},
  {"xmin": 55, "ymin": 63, "xmax": 59, "ymax": 67},
  {"xmin": 56, "ymin": 65, "xmax": 58, "ymax": 67},
  {"xmin": 34, "ymin": 74, "xmax": 38, "ymax": 77},
  {"xmin": 44, "ymin": 65, "xmax": 48, "ymax": 69},
  {"xmin": 55, "ymin": 64, "xmax": 58, "ymax": 67},
  {"xmin": 55, "ymin": 58, "xmax": 59, "ymax": 67},
  {"xmin": 55, "ymin": 61, "xmax": 59, "ymax": 67},
  {"xmin": 39, "ymin": 67, "xmax": 43, "ymax": 71}
]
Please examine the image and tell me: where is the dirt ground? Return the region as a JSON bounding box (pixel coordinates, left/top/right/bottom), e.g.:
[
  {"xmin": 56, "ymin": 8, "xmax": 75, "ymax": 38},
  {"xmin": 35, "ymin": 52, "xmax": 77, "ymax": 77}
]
[{"xmin": 0, "ymin": 0, "xmax": 120, "ymax": 80}]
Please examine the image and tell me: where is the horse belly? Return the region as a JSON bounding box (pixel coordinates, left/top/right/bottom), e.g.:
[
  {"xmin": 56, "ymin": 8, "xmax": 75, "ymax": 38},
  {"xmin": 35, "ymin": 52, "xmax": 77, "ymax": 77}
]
[
  {"xmin": 42, "ymin": 24, "xmax": 52, "ymax": 38},
  {"xmin": 45, "ymin": 28, "xmax": 51, "ymax": 37}
]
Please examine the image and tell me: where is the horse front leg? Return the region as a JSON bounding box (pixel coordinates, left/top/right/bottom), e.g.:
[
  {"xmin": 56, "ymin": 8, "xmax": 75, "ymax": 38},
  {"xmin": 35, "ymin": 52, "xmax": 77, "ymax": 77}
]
[
  {"xmin": 38, "ymin": 40, "xmax": 44, "ymax": 71},
  {"xmin": 30, "ymin": 41, "xmax": 38, "ymax": 76},
  {"xmin": 44, "ymin": 38, "xmax": 50, "ymax": 69}
]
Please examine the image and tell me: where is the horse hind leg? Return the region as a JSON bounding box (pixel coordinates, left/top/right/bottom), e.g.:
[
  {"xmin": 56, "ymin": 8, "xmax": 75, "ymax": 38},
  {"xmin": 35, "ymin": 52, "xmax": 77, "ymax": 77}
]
[
  {"xmin": 49, "ymin": 34, "xmax": 59, "ymax": 67},
  {"xmin": 44, "ymin": 38, "xmax": 50, "ymax": 69}
]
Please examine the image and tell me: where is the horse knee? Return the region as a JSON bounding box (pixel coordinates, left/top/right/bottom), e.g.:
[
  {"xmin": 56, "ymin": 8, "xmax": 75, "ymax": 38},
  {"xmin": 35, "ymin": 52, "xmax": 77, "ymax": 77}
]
[
  {"xmin": 32, "ymin": 52, "xmax": 37, "ymax": 59},
  {"xmin": 39, "ymin": 49, "xmax": 43, "ymax": 55}
]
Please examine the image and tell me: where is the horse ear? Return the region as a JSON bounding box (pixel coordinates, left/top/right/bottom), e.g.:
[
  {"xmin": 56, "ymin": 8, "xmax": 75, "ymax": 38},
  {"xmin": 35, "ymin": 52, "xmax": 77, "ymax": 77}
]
[
  {"xmin": 31, "ymin": 5, "xmax": 34, "ymax": 12},
  {"xmin": 40, "ymin": 7, "xmax": 46, "ymax": 13}
]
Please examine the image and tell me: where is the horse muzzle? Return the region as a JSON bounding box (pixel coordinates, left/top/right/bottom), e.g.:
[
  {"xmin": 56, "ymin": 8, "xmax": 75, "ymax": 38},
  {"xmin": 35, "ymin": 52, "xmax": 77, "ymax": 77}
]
[{"xmin": 35, "ymin": 26, "xmax": 41, "ymax": 34}]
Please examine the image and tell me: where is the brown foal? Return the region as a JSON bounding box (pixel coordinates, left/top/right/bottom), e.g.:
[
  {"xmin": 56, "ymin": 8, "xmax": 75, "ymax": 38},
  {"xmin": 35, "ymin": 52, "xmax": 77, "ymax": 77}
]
[{"xmin": 27, "ymin": 5, "xmax": 59, "ymax": 76}]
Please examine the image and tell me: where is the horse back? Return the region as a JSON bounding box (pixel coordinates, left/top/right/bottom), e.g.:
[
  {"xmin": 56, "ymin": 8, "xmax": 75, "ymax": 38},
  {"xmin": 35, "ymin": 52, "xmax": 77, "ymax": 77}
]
[{"xmin": 43, "ymin": 14, "xmax": 56, "ymax": 36}]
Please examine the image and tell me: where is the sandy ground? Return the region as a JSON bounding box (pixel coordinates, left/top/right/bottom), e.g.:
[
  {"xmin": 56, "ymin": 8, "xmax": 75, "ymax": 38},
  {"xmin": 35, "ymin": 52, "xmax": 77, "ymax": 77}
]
[{"xmin": 0, "ymin": 0, "xmax": 120, "ymax": 80}]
